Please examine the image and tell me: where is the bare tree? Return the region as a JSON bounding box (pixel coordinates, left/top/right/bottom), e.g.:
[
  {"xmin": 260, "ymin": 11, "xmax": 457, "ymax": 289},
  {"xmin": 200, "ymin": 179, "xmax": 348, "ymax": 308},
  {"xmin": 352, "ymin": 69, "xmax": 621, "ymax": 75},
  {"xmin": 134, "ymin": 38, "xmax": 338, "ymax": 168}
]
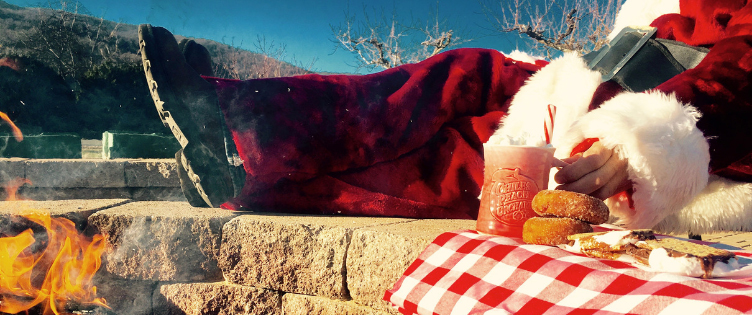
[
  {"xmin": 18, "ymin": 0, "xmax": 124, "ymax": 84},
  {"xmin": 481, "ymin": 0, "xmax": 619, "ymax": 58},
  {"xmin": 252, "ymin": 36, "xmax": 317, "ymax": 78},
  {"xmin": 211, "ymin": 36, "xmax": 315, "ymax": 80},
  {"xmin": 332, "ymin": 3, "xmax": 468, "ymax": 71}
]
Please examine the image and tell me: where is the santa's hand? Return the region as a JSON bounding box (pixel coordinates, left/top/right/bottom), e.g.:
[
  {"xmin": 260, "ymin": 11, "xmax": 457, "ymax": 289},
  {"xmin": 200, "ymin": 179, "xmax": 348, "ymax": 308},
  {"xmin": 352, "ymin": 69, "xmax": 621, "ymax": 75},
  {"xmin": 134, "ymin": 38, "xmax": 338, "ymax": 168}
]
[{"xmin": 553, "ymin": 141, "xmax": 630, "ymax": 200}]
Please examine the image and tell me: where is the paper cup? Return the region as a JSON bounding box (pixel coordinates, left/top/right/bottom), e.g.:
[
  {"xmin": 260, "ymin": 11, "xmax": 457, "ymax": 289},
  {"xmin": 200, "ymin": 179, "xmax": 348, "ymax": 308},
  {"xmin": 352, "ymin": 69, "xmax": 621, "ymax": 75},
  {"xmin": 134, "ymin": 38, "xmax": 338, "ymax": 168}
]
[{"xmin": 476, "ymin": 144, "xmax": 555, "ymax": 237}]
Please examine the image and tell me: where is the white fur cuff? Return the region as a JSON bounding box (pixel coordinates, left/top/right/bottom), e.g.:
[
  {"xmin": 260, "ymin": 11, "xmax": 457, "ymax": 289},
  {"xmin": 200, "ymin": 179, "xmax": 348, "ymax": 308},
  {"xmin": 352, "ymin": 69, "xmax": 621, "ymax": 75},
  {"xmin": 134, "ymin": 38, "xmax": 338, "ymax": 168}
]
[
  {"xmin": 655, "ymin": 175, "xmax": 752, "ymax": 234},
  {"xmin": 558, "ymin": 92, "xmax": 710, "ymax": 230}
]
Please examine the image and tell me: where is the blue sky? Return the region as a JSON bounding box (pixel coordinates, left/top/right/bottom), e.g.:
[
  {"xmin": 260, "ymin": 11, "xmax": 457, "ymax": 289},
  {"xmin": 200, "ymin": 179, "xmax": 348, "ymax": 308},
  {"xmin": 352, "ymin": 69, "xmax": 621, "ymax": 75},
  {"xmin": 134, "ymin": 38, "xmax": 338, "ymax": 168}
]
[{"xmin": 6, "ymin": 0, "xmax": 529, "ymax": 73}]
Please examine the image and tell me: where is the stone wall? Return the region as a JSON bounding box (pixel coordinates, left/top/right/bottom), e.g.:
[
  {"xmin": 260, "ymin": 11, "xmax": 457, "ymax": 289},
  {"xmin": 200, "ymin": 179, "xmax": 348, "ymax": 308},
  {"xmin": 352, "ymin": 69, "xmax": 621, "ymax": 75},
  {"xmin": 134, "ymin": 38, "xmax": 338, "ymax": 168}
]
[
  {"xmin": 87, "ymin": 202, "xmax": 475, "ymax": 314},
  {"xmin": 0, "ymin": 160, "xmax": 477, "ymax": 315}
]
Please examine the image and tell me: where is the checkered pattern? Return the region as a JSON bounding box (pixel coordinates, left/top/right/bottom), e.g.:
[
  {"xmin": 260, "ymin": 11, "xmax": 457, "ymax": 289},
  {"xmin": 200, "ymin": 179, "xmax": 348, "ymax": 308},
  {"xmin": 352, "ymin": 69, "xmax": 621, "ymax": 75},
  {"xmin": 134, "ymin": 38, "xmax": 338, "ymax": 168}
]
[{"xmin": 384, "ymin": 230, "xmax": 752, "ymax": 315}]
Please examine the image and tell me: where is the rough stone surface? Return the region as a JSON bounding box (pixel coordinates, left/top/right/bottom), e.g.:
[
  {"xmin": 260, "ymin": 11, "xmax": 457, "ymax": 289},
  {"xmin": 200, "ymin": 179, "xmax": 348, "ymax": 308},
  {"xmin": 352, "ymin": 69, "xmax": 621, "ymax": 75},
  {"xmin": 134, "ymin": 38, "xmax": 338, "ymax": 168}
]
[
  {"xmin": 130, "ymin": 187, "xmax": 185, "ymax": 201},
  {"xmin": 124, "ymin": 159, "xmax": 180, "ymax": 187},
  {"xmin": 155, "ymin": 282, "xmax": 282, "ymax": 315},
  {"xmin": 0, "ymin": 199, "xmax": 130, "ymax": 233},
  {"xmin": 283, "ymin": 293, "xmax": 392, "ymax": 315},
  {"xmin": 219, "ymin": 214, "xmax": 414, "ymax": 300},
  {"xmin": 347, "ymin": 219, "xmax": 476, "ymax": 311},
  {"xmin": 15, "ymin": 188, "xmax": 131, "ymax": 201},
  {"xmin": 89, "ymin": 202, "xmax": 237, "ymax": 281},
  {"xmin": 13, "ymin": 187, "xmax": 185, "ymax": 202},
  {"xmin": 25, "ymin": 159, "xmax": 126, "ymax": 188},
  {"xmin": 94, "ymin": 272, "xmax": 156, "ymax": 315},
  {"xmin": 0, "ymin": 157, "xmax": 26, "ymax": 185}
]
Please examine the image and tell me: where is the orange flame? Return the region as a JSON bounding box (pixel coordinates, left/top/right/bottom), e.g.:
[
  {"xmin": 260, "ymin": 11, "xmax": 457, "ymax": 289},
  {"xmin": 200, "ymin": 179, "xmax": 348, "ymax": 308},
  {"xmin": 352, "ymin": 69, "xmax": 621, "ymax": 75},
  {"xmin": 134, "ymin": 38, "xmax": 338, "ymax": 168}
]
[
  {"xmin": 4, "ymin": 178, "xmax": 31, "ymax": 201},
  {"xmin": 1, "ymin": 111, "xmax": 108, "ymax": 313},
  {"xmin": 0, "ymin": 210, "xmax": 109, "ymax": 314},
  {"xmin": 0, "ymin": 111, "xmax": 22, "ymax": 142}
]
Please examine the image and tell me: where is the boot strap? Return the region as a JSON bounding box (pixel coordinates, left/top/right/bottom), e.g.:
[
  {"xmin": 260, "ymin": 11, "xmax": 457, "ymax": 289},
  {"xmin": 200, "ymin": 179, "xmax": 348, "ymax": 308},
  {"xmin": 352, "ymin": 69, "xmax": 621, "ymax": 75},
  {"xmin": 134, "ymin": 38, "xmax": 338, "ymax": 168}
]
[{"xmin": 584, "ymin": 27, "xmax": 710, "ymax": 92}]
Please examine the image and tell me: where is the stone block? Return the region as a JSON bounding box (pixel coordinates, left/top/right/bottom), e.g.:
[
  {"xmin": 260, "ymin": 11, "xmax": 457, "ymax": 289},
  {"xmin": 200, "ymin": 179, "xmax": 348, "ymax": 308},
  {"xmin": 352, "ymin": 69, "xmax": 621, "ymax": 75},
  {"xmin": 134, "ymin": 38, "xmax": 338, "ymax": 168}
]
[
  {"xmin": 283, "ymin": 294, "xmax": 393, "ymax": 315},
  {"xmin": 94, "ymin": 272, "xmax": 156, "ymax": 315},
  {"xmin": 14, "ymin": 187, "xmax": 185, "ymax": 202},
  {"xmin": 219, "ymin": 214, "xmax": 414, "ymax": 300},
  {"xmin": 0, "ymin": 157, "xmax": 26, "ymax": 184},
  {"xmin": 88, "ymin": 202, "xmax": 237, "ymax": 282},
  {"xmin": 25, "ymin": 159, "xmax": 126, "ymax": 188},
  {"xmin": 0, "ymin": 199, "xmax": 130, "ymax": 233},
  {"xmin": 346, "ymin": 219, "xmax": 475, "ymax": 311},
  {"xmin": 155, "ymin": 282, "xmax": 282, "ymax": 315},
  {"xmin": 17, "ymin": 188, "xmax": 131, "ymax": 201},
  {"xmin": 124, "ymin": 159, "xmax": 180, "ymax": 187},
  {"xmin": 130, "ymin": 187, "xmax": 186, "ymax": 201}
]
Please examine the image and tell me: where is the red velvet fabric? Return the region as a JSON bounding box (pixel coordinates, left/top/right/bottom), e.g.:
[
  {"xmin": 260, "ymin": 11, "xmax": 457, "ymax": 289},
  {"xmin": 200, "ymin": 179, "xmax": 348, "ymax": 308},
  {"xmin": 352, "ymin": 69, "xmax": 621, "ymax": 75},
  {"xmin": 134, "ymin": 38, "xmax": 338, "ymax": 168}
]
[
  {"xmin": 652, "ymin": 0, "xmax": 752, "ymax": 181},
  {"xmin": 207, "ymin": 49, "xmax": 542, "ymax": 218}
]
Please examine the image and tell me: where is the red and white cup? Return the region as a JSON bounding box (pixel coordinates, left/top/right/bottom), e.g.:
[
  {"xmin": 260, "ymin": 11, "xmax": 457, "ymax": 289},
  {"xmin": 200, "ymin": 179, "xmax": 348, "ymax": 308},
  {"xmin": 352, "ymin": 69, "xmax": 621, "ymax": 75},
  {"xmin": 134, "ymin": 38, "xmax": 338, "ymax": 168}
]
[{"xmin": 476, "ymin": 144, "xmax": 556, "ymax": 238}]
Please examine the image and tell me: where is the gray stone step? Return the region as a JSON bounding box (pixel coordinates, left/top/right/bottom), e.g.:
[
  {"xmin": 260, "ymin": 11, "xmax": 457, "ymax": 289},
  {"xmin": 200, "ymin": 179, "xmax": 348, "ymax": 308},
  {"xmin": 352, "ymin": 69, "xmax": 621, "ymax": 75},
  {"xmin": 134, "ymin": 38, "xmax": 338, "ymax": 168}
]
[{"xmin": 0, "ymin": 158, "xmax": 184, "ymax": 201}]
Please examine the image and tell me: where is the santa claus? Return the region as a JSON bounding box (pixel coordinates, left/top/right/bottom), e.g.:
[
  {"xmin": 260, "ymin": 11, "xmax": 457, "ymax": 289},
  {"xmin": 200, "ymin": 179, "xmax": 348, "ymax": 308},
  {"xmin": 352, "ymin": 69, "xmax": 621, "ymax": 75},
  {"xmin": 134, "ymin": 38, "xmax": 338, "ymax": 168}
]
[
  {"xmin": 498, "ymin": 0, "xmax": 752, "ymax": 234},
  {"xmin": 138, "ymin": 0, "xmax": 752, "ymax": 234}
]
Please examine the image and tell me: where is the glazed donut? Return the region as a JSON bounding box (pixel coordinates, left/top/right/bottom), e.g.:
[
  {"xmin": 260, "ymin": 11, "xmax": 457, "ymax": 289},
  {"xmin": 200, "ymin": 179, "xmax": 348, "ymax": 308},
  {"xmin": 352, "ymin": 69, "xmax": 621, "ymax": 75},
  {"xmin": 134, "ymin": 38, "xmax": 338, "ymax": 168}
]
[
  {"xmin": 531, "ymin": 190, "xmax": 609, "ymax": 224},
  {"xmin": 522, "ymin": 217, "xmax": 593, "ymax": 246}
]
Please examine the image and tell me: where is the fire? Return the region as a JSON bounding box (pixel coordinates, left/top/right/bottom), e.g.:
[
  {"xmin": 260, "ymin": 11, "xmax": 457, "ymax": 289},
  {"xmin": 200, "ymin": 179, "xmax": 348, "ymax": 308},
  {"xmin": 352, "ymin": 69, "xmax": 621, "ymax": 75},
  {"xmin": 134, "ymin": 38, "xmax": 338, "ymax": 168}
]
[
  {"xmin": 0, "ymin": 210, "xmax": 110, "ymax": 314},
  {"xmin": 1, "ymin": 111, "xmax": 109, "ymax": 314},
  {"xmin": 0, "ymin": 111, "xmax": 23, "ymax": 142}
]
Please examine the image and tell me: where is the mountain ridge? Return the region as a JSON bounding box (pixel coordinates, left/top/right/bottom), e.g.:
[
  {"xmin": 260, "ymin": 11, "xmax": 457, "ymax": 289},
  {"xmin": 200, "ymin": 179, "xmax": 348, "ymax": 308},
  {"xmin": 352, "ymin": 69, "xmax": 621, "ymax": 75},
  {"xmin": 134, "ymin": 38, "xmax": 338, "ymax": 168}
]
[
  {"xmin": 0, "ymin": 0, "xmax": 314, "ymax": 80},
  {"xmin": 0, "ymin": 0, "xmax": 322, "ymax": 139}
]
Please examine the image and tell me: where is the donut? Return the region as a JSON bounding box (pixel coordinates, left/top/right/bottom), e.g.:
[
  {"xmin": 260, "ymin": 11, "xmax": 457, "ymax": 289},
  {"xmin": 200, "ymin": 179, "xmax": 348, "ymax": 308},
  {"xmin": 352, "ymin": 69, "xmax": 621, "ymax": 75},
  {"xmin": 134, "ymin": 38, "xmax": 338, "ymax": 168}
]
[
  {"xmin": 522, "ymin": 217, "xmax": 593, "ymax": 246},
  {"xmin": 531, "ymin": 190, "xmax": 609, "ymax": 224}
]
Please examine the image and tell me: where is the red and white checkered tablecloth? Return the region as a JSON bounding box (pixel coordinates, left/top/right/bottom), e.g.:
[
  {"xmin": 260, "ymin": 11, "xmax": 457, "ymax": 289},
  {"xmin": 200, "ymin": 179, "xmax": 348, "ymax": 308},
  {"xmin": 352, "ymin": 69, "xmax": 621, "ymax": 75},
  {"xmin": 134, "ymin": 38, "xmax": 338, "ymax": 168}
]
[{"xmin": 384, "ymin": 230, "xmax": 752, "ymax": 315}]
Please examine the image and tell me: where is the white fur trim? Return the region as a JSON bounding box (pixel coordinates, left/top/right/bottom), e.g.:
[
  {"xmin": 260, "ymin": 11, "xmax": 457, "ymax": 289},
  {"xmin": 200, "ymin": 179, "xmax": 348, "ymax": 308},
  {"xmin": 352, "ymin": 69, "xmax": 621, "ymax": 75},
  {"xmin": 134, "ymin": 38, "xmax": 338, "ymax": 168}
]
[
  {"xmin": 490, "ymin": 53, "xmax": 601, "ymax": 148},
  {"xmin": 608, "ymin": 0, "xmax": 680, "ymax": 40},
  {"xmin": 654, "ymin": 175, "xmax": 752, "ymax": 234},
  {"xmin": 558, "ymin": 92, "xmax": 710, "ymax": 230},
  {"xmin": 505, "ymin": 50, "xmax": 545, "ymax": 64}
]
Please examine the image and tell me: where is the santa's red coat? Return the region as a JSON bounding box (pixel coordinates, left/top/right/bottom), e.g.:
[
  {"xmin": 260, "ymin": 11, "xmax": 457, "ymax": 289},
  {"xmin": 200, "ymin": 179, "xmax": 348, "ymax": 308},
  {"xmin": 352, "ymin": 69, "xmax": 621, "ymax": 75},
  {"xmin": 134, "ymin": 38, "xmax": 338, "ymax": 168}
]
[{"xmin": 208, "ymin": 0, "xmax": 752, "ymax": 234}]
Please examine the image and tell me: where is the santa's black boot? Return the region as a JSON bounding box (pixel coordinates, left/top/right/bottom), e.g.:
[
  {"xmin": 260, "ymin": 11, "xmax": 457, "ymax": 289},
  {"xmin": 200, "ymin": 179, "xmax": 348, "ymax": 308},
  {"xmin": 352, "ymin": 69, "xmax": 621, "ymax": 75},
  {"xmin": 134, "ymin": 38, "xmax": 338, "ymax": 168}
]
[
  {"xmin": 177, "ymin": 38, "xmax": 214, "ymax": 77},
  {"xmin": 175, "ymin": 38, "xmax": 246, "ymax": 199},
  {"xmin": 139, "ymin": 24, "xmax": 235, "ymax": 207}
]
